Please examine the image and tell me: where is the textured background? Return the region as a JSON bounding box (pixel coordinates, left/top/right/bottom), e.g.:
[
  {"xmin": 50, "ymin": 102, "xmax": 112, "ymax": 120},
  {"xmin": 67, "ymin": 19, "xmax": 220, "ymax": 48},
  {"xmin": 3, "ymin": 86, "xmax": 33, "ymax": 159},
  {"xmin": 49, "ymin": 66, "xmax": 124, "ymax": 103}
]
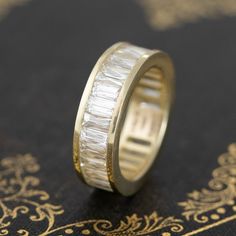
[{"xmin": 0, "ymin": 0, "xmax": 236, "ymax": 235}]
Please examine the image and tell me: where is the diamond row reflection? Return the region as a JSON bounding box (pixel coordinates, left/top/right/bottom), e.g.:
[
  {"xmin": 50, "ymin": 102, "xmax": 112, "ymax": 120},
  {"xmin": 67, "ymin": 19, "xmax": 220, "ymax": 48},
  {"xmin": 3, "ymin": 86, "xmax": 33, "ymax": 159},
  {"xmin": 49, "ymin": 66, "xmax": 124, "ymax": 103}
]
[{"xmin": 79, "ymin": 44, "xmax": 150, "ymax": 191}]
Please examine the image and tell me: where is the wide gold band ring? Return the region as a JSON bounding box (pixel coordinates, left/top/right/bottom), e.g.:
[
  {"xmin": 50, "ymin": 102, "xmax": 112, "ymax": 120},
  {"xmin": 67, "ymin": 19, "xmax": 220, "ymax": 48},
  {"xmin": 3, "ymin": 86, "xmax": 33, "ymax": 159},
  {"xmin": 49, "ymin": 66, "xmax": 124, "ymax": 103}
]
[{"xmin": 73, "ymin": 42, "xmax": 174, "ymax": 196}]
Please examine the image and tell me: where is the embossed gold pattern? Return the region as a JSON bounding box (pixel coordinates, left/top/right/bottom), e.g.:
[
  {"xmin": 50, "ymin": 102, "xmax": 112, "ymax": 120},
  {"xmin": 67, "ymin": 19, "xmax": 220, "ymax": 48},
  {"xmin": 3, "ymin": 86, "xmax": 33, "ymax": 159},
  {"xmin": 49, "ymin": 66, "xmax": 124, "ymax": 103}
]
[
  {"xmin": 1, "ymin": 0, "xmax": 236, "ymax": 234},
  {"xmin": 44, "ymin": 212, "xmax": 183, "ymax": 235},
  {"xmin": 3, "ymin": 0, "xmax": 236, "ymax": 30},
  {"xmin": 0, "ymin": 0, "xmax": 30, "ymax": 20},
  {"xmin": 179, "ymin": 143, "xmax": 236, "ymax": 223},
  {"xmin": 1, "ymin": 144, "xmax": 236, "ymax": 235},
  {"xmin": 0, "ymin": 154, "xmax": 183, "ymax": 235},
  {"xmin": 138, "ymin": 0, "xmax": 236, "ymax": 30},
  {"xmin": 0, "ymin": 154, "xmax": 63, "ymax": 235}
]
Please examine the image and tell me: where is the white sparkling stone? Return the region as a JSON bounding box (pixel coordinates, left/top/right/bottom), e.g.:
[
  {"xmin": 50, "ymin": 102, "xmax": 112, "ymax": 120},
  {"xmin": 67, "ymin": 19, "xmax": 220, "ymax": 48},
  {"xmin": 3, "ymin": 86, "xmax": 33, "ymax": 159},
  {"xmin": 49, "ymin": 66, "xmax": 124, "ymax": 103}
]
[
  {"xmin": 80, "ymin": 141, "xmax": 107, "ymax": 155},
  {"xmin": 92, "ymin": 79, "xmax": 120, "ymax": 100},
  {"xmin": 80, "ymin": 148, "xmax": 106, "ymax": 160},
  {"xmin": 102, "ymin": 62, "xmax": 129, "ymax": 80},
  {"xmin": 81, "ymin": 127, "xmax": 107, "ymax": 142},
  {"xmin": 80, "ymin": 156, "xmax": 106, "ymax": 169},
  {"xmin": 109, "ymin": 52, "xmax": 136, "ymax": 69},
  {"xmin": 78, "ymin": 44, "xmax": 150, "ymax": 192},
  {"xmin": 121, "ymin": 45, "xmax": 148, "ymax": 58},
  {"xmin": 83, "ymin": 112, "xmax": 111, "ymax": 131},
  {"xmin": 80, "ymin": 127, "xmax": 107, "ymax": 154},
  {"xmin": 86, "ymin": 178, "xmax": 111, "ymax": 190},
  {"xmin": 87, "ymin": 96, "xmax": 115, "ymax": 118},
  {"xmin": 96, "ymin": 73, "xmax": 123, "ymax": 86},
  {"xmin": 83, "ymin": 168, "xmax": 109, "ymax": 181}
]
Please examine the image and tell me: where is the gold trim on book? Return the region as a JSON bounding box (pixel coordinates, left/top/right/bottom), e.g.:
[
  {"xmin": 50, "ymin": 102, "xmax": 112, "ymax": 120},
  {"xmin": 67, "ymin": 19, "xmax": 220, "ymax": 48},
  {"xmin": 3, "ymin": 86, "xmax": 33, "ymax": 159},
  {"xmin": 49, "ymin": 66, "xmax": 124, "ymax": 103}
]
[
  {"xmin": 138, "ymin": 0, "xmax": 236, "ymax": 30},
  {"xmin": 2, "ymin": 0, "xmax": 236, "ymax": 30},
  {"xmin": 43, "ymin": 212, "xmax": 183, "ymax": 236},
  {"xmin": 0, "ymin": 154, "xmax": 63, "ymax": 236},
  {"xmin": 179, "ymin": 143, "xmax": 236, "ymax": 224},
  {"xmin": 1, "ymin": 143, "xmax": 236, "ymax": 235},
  {"xmin": 0, "ymin": 0, "xmax": 30, "ymax": 20},
  {"xmin": 183, "ymin": 214, "xmax": 236, "ymax": 236}
]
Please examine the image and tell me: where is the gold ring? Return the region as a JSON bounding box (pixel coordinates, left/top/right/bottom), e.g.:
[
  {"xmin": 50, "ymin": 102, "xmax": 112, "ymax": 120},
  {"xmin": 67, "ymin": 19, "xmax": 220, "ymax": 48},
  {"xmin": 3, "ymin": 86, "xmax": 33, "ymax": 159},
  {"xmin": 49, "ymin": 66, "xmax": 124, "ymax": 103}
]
[{"xmin": 73, "ymin": 42, "xmax": 174, "ymax": 196}]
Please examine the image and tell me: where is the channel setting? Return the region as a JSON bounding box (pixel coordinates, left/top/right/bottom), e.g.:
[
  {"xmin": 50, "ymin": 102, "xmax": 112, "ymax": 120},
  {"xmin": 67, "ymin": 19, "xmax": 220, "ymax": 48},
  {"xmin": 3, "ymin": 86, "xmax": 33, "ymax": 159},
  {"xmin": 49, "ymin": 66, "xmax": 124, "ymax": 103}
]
[{"xmin": 73, "ymin": 42, "xmax": 174, "ymax": 196}]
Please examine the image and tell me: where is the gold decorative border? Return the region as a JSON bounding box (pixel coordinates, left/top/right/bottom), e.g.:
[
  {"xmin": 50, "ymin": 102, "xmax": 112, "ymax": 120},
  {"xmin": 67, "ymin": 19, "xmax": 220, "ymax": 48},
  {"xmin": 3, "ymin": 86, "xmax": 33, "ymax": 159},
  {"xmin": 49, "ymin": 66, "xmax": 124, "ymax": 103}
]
[
  {"xmin": 42, "ymin": 213, "xmax": 183, "ymax": 236},
  {"xmin": 0, "ymin": 0, "xmax": 30, "ymax": 20},
  {"xmin": 0, "ymin": 154, "xmax": 63, "ymax": 236},
  {"xmin": 179, "ymin": 143, "xmax": 236, "ymax": 235},
  {"xmin": 2, "ymin": 0, "xmax": 236, "ymax": 30},
  {"xmin": 138, "ymin": 0, "xmax": 236, "ymax": 30},
  {"xmin": 0, "ymin": 1, "xmax": 236, "ymax": 234},
  {"xmin": 0, "ymin": 143, "xmax": 236, "ymax": 235},
  {"xmin": 179, "ymin": 143, "xmax": 236, "ymax": 223}
]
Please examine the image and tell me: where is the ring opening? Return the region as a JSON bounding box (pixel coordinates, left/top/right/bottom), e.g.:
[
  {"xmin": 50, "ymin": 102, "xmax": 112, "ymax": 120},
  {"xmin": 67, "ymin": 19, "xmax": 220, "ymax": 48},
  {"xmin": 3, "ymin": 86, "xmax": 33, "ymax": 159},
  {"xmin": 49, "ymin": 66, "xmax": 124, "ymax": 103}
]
[{"xmin": 119, "ymin": 67, "xmax": 167, "ymax": 181}]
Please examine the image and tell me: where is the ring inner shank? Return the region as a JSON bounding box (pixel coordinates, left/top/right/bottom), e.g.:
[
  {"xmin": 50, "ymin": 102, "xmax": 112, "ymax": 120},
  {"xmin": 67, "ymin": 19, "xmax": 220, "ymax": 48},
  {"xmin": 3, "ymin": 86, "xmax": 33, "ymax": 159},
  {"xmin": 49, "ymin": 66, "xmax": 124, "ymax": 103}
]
[{"xmin": 119, "ymin": 67, "xmax": 166, "ymax": 181}]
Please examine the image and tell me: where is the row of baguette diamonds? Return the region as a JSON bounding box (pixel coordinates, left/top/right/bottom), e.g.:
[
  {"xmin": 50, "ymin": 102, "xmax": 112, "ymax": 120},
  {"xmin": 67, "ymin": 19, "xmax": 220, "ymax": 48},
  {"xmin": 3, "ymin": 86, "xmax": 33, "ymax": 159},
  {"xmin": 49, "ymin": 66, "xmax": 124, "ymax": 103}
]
[{"xmin": 79, "ymin": 44, "xmax": 151, "ymax": 191}]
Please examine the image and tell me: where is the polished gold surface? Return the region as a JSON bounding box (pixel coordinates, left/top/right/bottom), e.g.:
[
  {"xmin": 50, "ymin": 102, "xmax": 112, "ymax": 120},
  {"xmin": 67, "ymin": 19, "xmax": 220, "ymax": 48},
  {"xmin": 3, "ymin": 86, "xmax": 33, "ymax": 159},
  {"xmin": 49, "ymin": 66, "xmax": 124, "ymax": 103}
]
[
  {"xmin": 119, "ymin": 67, "xmax": 165, "ymax": 181},
  {"xmin": 73, "ymin": 42, "xmax": 174, "ymax": 195}
]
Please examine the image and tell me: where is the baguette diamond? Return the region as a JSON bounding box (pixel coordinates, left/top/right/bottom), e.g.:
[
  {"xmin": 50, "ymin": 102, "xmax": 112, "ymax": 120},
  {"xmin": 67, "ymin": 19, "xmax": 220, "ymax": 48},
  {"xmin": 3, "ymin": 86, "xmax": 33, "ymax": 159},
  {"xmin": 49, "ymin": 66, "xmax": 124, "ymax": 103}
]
[
  {"xmin": 79, "ymin": 44, "xmax": 151, "ymax": 191},
  {"xmin": 73, "ymin": 42, "xmax": 174, "ymax": 195}
]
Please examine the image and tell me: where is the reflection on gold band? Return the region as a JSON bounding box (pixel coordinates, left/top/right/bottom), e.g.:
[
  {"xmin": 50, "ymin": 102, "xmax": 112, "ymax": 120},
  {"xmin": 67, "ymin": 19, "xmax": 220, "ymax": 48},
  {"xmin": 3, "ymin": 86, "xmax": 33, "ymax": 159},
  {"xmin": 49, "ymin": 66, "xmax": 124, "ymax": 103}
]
[{"xmin": 73, "ymin": 42, "xmax": 174, "ymax": 196}]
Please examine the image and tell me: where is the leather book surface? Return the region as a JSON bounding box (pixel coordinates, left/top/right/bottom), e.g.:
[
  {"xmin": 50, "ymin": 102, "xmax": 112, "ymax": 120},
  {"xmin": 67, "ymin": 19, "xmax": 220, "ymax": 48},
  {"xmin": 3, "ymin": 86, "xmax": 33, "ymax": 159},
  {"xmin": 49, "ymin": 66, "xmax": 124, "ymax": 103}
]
[{"xmin": 0, "ymin": 1, "xmax": 236, "ymax": 235}]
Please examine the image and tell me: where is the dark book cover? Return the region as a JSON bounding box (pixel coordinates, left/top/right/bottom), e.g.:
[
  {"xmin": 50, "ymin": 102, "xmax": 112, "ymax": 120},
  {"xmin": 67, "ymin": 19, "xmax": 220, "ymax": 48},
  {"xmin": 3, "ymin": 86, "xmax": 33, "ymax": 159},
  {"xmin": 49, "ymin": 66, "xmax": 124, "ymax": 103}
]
[{"xmin": 0, "ymin": 0, "xmax": 236, "ymax": 235}]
